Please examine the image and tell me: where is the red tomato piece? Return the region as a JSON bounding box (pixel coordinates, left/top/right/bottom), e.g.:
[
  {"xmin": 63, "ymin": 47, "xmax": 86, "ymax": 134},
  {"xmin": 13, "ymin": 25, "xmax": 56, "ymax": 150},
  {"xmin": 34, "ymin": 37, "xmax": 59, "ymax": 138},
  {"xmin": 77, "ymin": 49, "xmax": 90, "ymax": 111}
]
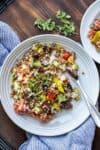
[
  {"xmin": 62, "ymin": 51, "xmax": 71, "ymax": 60},
  {"xmin": 47, "ymin": 91, "xmax": 57, "ymax": 100}
]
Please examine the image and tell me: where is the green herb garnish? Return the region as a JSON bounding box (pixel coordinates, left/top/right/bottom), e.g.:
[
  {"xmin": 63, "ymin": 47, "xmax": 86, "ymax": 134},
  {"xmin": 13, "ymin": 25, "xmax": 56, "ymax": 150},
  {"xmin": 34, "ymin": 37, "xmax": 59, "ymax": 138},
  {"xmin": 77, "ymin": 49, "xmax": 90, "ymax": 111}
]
[
  {"xmin": 34, "ymin": 18, "xmax": 55, "ymax": 31},
  {"xmin": 34, "ymin": 10, "xmax": 75, "ymax": 36},
  {"xmin": 56, "ymin": 10, "xmax": 71, "ymax": 22},
  {"xmin": 29, "ymin": 80, "xmax": 39, "ymax": 93}
]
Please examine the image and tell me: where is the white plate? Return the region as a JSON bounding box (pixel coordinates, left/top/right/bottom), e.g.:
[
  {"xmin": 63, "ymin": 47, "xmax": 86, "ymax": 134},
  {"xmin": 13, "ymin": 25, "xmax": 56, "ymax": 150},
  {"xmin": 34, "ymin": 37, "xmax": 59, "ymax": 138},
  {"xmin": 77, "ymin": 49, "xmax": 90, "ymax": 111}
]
[
  {"xmin": 80, "ymin": 0, "xmax": 100, "ymax": 63},
  {"xmin": 0, "ymin": 34, "xmax": 99, "ymax": 136}
]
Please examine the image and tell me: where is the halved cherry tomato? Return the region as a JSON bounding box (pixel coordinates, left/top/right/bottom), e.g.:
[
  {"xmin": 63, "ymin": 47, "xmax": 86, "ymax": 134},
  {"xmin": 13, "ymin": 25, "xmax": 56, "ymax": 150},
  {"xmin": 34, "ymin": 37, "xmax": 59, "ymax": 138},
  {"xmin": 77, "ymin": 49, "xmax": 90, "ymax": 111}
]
[
  {"xmin": 47, "ymin": 91, "xmax": 57, "ymax": 100},
  {"xmin": 62, "ymin": 51, "xmax": 71, "ymax": 60}
]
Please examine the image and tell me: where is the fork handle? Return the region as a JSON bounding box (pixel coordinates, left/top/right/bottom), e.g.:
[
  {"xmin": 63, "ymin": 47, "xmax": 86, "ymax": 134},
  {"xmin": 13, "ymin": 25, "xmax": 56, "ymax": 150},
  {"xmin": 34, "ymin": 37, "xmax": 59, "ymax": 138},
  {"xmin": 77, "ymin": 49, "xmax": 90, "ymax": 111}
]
[
  {"xmin": 88, "ymin": 102, "xmax": 100, "ymax": 128},
  {"xmin": 78, "ymin": 81, "xmax": 100, "ymax": 128}
]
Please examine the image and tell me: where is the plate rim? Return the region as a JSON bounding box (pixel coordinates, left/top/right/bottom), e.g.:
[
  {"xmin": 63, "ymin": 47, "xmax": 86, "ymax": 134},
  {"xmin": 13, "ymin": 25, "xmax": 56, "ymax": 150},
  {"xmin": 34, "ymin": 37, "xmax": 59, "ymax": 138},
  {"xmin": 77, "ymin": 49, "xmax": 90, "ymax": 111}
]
[
  {"xmin": 0, "ymin": 34, "xmax": 99, "ymax": 136},
  {"xmin": 80, "ymin": 0, "xmax": 100, "ymax": 63}
]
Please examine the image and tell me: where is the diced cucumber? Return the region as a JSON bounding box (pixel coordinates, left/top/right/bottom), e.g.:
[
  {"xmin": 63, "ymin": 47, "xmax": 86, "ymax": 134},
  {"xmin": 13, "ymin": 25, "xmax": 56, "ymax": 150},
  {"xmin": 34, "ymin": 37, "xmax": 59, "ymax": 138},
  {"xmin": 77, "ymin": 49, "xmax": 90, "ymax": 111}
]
[
  {"xmin": 57, "ymin": 94, "xmax": 66, "ymax": 103},
  {"xmin": 72, "ymin": 88, "xmax": 80, "ymax": 100},
  {"xmin": 72, "ymin": 64, "xmax": 79, "ymax": 70},
  {"xmin": 33, "ymin": 106, "xmax": 41, "ymax": 114},
  {"xmin": 39, "ymin": 94, "xmax": 46, "ymax": 101},
  {"xmin": 59, "ymin": 64, "xmax": 66, "ymax": 71},
  {"xmin": 13, "ymin": 81, "xmax": 20, "ymax": 91},
  {"xmin": 53, "ymin": 60, "xmax": 59, "ymax": 67},
  {"xmin": 33, "ymin": 60, "xmax": 41, "ymax": 67}
]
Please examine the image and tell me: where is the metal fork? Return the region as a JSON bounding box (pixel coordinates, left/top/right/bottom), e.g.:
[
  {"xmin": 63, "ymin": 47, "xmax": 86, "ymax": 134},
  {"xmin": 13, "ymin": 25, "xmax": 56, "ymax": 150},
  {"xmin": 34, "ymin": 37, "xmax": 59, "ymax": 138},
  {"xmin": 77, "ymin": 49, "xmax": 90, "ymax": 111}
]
[{"xmin": 70, "ymin": 76, "xmax": 100, "ymax": 127}]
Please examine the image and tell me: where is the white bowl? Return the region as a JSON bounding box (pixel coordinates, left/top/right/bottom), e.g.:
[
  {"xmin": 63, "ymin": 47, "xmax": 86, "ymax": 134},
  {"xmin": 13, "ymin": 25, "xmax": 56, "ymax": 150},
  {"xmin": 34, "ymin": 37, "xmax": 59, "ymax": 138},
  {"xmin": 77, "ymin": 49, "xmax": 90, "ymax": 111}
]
[
  {"xmin": 0, "ymin": 34, "xmax": 99, "ymax": 136},
  {"xmin": 80, "ymin": 0, "xmax": 100, "ymax": 63}
]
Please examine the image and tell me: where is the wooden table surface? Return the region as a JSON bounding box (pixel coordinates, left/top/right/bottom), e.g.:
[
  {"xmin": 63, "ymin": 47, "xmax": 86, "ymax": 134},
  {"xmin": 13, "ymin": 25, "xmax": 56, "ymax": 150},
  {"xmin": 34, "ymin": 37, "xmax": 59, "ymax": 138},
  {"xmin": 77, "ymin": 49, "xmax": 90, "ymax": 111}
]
[{"xmin": 0, "ymin": 0, "xmax": 100, "ymax": 149}]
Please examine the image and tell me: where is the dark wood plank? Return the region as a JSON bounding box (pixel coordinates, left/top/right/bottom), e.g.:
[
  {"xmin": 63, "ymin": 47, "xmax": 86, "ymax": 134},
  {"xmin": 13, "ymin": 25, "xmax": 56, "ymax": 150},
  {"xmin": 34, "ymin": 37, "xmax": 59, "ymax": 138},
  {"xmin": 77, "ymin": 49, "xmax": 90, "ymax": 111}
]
[
  {"xmin": 0, "ymin": 104, "xmax": 26, "ymax": 149},
  {"xmin": 0, "ymin": 0, "xmax": 99, "ymax": 149}
]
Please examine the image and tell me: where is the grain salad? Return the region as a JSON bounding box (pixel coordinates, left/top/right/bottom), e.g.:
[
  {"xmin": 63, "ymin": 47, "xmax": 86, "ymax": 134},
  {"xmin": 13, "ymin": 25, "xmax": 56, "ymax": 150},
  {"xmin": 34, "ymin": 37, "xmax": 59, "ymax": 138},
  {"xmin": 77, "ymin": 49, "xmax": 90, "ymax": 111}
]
[{"xmin": 10, "ymin": 43, "xmax": 80, "ymax": 122}]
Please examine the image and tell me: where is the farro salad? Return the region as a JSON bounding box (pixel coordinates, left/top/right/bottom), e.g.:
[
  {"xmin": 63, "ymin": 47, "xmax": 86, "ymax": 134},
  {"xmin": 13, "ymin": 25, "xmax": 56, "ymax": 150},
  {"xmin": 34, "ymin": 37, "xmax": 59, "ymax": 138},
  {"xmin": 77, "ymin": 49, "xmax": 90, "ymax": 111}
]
[
  {"xmin": 10, "ymin": 43, "xmax": 80, "ymax": 122},
  {"xmin": 88, "ymin": 18, "xmax": 100, "ymax": 50}
]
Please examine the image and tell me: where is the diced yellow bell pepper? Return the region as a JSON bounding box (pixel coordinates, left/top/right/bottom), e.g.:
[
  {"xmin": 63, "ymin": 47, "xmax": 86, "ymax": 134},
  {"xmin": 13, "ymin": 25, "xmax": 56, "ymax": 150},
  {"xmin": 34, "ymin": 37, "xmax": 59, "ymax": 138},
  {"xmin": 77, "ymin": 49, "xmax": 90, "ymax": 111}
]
[
  {"xmin": 54, "ymin": 44, "xmax": 63, "ymax": 51},
  {"xmin": 53, "ymin": 103, "xmax": 60, "ymax": 111},
  {"xmin": 38, "ymin": 47, "xmax": 43, "ymax": 53},
  {"xmin": 32, "ymin": 44, "xmax": 37, "ymax": 51},
  {"xmin": 67, "ymin": 54, "xmax": 74, "ymax": 64},
  {"xmin": 54, "ymin": 77, "xmax": 64, "ymax": 93},
  {"xmin": 91, "ymin": 31, "xmax": 100, "ymax": 44}
]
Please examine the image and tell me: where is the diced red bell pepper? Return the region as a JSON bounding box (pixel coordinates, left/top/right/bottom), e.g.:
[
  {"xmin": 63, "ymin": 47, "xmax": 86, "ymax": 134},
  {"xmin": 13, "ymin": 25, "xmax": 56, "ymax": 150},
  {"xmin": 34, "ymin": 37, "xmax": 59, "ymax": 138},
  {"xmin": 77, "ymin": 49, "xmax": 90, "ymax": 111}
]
[{"xmin": 62, "ymin": 51, "xmax": 71, "ymax": 60}]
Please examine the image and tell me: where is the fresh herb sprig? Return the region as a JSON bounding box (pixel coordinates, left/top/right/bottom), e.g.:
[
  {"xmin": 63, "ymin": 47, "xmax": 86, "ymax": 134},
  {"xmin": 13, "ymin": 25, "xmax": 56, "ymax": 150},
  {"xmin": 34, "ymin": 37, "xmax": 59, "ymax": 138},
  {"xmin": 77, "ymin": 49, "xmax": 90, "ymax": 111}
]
[
  {"xmin": 56, "ymin": 10, "xmax": 71, "ymax": 23},
  {"xmin": 34, "ymin": 10, "xmax": 75, "ymax": 36},
  {"xmin": 34, "ymin": 18, "xmax": 55, "ymax": 31},
  {"xmin": 56, "ymin": 11, "xmax": 75, "ymax": 36}
]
